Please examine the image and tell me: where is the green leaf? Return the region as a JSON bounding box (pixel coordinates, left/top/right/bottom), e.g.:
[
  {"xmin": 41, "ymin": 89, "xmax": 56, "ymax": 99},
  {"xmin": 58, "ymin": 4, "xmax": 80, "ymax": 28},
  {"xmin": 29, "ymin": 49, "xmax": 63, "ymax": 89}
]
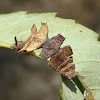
[
  {"xmin": 60, "ymin": 76, "xmax": 84, "ymax": 100},
  {"xmin": 0, "ymin": 12, "xmax": 100, "ymax": 100}
]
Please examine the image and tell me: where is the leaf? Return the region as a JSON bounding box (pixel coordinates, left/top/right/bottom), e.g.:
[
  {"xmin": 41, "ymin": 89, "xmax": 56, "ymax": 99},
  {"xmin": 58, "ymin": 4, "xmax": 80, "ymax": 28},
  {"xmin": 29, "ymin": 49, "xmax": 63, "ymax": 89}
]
[
  {"xmin": 0, "ymin": 12, "xmax": 100, "ymax": 100},
  {"xmin": 12, "ymin": 23, "xmax": 48, "ymax": 54},
  {"xmin": 48, "ymin": 45, "xmax": 76, "ymax": 79},
  {"xmin": 39, "ymin": 34, "xmax": 65, "ymax": 60},
  {"xmin": 60, "ymin": 75, "xmax": 84, "ymax": 100},
  {"xmin": 19, "ymin": 23, "xmax": 48, "ymax": 54}
]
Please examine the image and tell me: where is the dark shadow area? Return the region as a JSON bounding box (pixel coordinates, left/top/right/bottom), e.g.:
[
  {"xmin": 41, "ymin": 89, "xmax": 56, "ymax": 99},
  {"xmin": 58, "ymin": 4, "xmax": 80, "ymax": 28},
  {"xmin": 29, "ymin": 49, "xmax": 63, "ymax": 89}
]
[
  {"xmin": 61, "ymin": 75, "xmax": 77, "ymax": 93},
  {"xmin": 0, "ymin": 48, "xmax": 60, "ymax": 100},
  {"xmin": 72, "ymin": 75, "xmax": 84, "ymax": 94}
]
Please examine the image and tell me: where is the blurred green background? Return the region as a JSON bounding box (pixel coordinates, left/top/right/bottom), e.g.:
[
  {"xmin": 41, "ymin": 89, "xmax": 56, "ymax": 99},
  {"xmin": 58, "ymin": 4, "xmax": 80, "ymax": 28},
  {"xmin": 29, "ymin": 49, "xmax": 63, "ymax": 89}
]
[{"xmin": 0, "ymin": 0, "xmax": 100, "ymax": 100}]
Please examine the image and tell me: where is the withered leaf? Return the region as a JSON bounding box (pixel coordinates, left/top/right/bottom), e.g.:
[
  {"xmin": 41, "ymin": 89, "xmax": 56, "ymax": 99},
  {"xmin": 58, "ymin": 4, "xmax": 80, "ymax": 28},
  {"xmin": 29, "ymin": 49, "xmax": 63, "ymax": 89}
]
[
  {"xmin": 12, "ymin": 23, "xmax": 48, "ymax": 55},
  {"xmin": 11, "ymin": 23, "xmax": 48, "ymax": 55},
  {"xmin": 48, "ymin": 45, "xmax": 73, "ymax": 70},
  {"xmin": 59, "ymin": 63, "xmax": 76, "ymax": 79},
  {"xmin": 39, "ymin": 34, "xmax": 65, "ymax": 60},
  {"xmin": 19, "ymin": 23, "xmax": 48, "ymax": 54},
  {"xmin": 56, "ymin": 57, "xmax": 73, "ymax": 72},
  {"xmin": 48, "ymin": 46, "xmax": 76, "ymax": 79}
]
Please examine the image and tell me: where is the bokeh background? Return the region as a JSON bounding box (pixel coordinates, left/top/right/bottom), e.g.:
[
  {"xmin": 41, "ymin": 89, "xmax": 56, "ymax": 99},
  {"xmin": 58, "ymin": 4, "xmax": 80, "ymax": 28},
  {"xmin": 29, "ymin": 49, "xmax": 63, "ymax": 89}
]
[{"xmin": 0, "ymin": 0, "xmax": 100, "ymax": 100}]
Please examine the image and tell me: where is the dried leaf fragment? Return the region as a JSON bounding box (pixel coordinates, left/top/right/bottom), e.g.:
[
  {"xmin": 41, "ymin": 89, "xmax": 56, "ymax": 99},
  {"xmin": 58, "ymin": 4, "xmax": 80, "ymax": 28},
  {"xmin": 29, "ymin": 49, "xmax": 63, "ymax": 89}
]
[
  {"xmin": 48, "ymin": 45, "xmax": 73, "ymax": 70},
  {"xmin": 39, "ymin": 34, "xmax": 65, "ymax": 60},
  {"xmin": 12, "ymin": 23, "xmax": 48, "ymax": 54},
  {"xmin": 48, "ymin": 46, "xmax": 76, "ymax": 79},
  {"xmin": 19, "ymin": 23, "xmax": 48, "ymax": 54},
  {"xmin": 56, "ymin": 57, "xmax": 73, "ymax": 72},
  {"xmin": 59, "ymin": 63, "xmax": 76, "ymax": 79}
]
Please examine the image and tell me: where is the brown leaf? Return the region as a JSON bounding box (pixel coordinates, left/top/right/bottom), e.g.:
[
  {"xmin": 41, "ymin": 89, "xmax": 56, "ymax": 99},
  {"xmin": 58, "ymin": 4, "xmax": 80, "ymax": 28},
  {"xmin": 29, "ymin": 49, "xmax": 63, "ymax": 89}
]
[
  {"xmin": 59, "ymin": 63, "xmax": 76, "ymax": 79},
  {"xmin": 48, "ymin": 45, "xmax": 73, "ymax": 70},
  {"xmin": 56, "ymin": 57, "xmax": 73, "ymax": 72},
  {"xmin": 39, "ymin": 34, "xmax": 65, "ymax": 60},
  {"xmin": 11, "ymin": 23, "xmax": 48, "ymax": 54},
  {"xmin": 19, "ymin": 23, "xmax": 48, "ymax": 54},
  {"xmin": 48, "ymin": 46, "xmax": 76, "ymax": 79}
]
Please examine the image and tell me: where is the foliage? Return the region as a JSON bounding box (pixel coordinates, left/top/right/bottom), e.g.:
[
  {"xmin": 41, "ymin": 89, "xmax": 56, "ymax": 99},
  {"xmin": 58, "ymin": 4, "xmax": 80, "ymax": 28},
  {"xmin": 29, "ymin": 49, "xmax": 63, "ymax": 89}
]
[{"xmin": 0, "ymin": 12, "xmax": 100, "ymax": 100}]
